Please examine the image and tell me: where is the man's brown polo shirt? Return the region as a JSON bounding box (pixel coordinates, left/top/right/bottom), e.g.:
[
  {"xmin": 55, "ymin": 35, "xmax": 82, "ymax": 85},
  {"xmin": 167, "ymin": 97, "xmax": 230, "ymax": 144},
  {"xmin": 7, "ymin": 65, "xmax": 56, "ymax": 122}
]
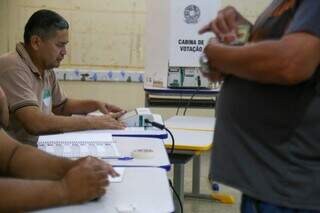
[{"xmin": 0, "ymin": 43, "xmax": 67, "ymax": 145}]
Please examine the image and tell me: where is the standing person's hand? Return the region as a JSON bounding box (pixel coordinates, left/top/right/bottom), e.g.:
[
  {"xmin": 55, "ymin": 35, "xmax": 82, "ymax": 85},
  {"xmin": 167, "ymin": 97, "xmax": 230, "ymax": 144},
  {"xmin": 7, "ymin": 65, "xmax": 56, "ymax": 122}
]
[
  {"xmin": 202, "ymin": 70, "xmax": 224, "ymax": 82},
  {"xmin": 201, "ymin": 38, "xmax": 224, "ymax": 82},
  {"xmin": 59, "ymin": 157, "xmax": 119, "ymax": 204},
  {"xmin": 199, "ymin": 6, "xmax": 251, "ymax": 42}
]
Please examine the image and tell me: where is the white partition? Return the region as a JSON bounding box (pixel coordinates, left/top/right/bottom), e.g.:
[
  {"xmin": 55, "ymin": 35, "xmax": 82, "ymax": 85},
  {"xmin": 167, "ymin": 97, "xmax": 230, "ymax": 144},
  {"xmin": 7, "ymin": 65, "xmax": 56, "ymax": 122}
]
[
  {"xmin": 144, "ymin": 0, "xmax": 171, "ymax": 88},
  {"xmin": 144, "ymin": 0, "xmax": 220, "ymax": 89}
]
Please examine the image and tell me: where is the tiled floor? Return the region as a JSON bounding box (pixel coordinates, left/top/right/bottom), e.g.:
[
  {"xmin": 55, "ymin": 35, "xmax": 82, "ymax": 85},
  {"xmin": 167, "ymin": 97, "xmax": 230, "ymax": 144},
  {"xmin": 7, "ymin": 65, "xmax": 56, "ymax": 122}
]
[{"xmin": 168, "ymin": 151, "xmax": 241, "ymax": 213}]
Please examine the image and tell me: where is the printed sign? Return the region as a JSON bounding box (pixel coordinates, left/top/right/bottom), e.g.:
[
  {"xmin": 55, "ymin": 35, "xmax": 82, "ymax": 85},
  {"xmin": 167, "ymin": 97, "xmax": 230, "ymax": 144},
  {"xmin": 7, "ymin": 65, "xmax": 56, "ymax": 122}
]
[{"xmin": 169, "ymin": 0, "xmax": 220, "ymax": 67}]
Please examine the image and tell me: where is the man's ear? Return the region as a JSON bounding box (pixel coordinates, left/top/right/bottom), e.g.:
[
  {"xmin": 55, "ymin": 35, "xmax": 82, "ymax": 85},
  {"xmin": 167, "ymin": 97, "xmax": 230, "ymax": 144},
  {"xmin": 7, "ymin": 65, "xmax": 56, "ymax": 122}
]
[{"xmin": 29, "ymin": 35, "xmax": 42, "ymax": 51}]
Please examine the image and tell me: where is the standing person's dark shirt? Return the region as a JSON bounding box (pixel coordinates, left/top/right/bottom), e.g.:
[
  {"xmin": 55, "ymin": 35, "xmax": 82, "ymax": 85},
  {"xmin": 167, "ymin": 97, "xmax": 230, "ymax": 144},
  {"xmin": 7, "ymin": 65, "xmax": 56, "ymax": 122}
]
[{"xmin": 211, "ymin": 0, "xmax": 320, "ymax": 210}]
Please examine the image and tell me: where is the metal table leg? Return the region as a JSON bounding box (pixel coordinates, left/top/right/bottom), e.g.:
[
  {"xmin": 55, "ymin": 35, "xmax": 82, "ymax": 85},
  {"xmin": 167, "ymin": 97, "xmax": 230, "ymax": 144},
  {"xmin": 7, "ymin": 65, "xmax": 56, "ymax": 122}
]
[
  {"xmin": 192, "ymin": 154, "xmax": 200, "ymax": 194},
  {"xmin": 173, "ymin": 163, "xmax": 184, "ymax": 213},
  {"xmin": 169, "ymin": 150, "xmax": 199, "ymax": 211},
  {"xmin": 184, "ymin": 154, "xmax": 236, "ymax": 204}
]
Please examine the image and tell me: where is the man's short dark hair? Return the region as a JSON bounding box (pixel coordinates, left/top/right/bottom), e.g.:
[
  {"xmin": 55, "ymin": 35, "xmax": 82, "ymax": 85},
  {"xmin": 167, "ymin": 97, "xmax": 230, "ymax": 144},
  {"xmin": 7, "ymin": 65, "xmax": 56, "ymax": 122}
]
[{"xmin": 24, "ymin": 9, "xmax": 69, "ymax": 44}]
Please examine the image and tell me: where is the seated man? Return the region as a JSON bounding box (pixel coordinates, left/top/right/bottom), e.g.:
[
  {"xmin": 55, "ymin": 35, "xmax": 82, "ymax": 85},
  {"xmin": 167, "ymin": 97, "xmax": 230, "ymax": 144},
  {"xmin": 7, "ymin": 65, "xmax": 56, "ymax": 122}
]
[
  {"xmin": 0, "ymin": 9, "xmax": 125, "ymax": 145},
  {"xmin": 0, "ymin": 86, "xmax": 118, "ymax": 212}
]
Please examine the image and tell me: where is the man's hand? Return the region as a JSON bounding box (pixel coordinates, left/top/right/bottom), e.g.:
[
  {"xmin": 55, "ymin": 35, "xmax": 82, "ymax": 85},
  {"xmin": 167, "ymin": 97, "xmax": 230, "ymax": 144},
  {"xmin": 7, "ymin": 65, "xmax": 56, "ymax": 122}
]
[
  {"xmin": 202, "ymin": 71, "xmax": 224, "ymax": 83},
  {"xmin": 199, "ymin": 6, "xmax": 251, "ymax": 42},
  {"xmin": 95, "ymin": 101, "xmax": 125, "ymax": 114},
  {"xmin": 60, "ymin": 157, "xmax": 119, "ymax": 204},
  {"xmin": 202, "ymin": 38, "xmax": 225, "ymax": 82},
  {"xmin": 87, "ymin": 114, "xmax": 126, "ymax": 129}
]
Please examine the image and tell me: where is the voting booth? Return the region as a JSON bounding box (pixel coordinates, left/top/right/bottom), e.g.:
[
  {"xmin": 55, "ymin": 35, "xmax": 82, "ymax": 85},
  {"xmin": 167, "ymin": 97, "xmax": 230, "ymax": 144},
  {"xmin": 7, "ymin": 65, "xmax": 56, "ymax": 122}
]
[{"xmin": 145, "ymin": 0, "xmax": 220, "ymax": 89}]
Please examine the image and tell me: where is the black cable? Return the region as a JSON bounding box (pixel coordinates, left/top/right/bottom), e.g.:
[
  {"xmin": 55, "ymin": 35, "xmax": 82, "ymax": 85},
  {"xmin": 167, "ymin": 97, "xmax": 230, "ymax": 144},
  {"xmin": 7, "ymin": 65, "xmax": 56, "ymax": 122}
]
[
  {"xmin": 169, "ymin": 179, "xmax": 184, "ymax": 213},
  {"xmin": 165, "ymin": 127, "xmax": 175, "ymax": 156},
  {"xmin": 183, "ymin": 76, "xmax": 201, "ymax": 116},
  {"xmin": 176, "ymin": 93, "xmax": 183, "ymax": 115},
  {"xmin": 182, "ymin": 88, "xmax": 198, "ymax": 116},
  {"xmin": 145, "ymin": 120, "xmax": 181, "ymax": 211},
  {"xmin": 144, "ymin": 119, "xmax": 165, "ymax": 129},
  {"xmin": 144, "ymin": 119, "xmax": 175, "ymax": 156}
]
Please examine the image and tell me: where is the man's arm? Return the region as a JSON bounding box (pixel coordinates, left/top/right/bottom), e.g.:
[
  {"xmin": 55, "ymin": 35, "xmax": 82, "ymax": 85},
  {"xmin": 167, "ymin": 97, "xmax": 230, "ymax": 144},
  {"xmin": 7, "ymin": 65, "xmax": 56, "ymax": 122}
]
[
  {"xmin": 0, "ymin": 129, "xmax": 119, "ymax": 212},
  {"xmin": 199, "ymin": 6, "xmax": 252, "ymax": 40},
  {"xmin": 0, "ymin": 156, "xmax": 117, "ymax": 212},
  {"xmin": 0, "ymin": 178, "xmax": 66, "ymax": 213},
  {"xmin": 14, "ymin": 105, "xmax": 125, "ymax": 135},
  {"xmin": 53, "ymin": 98, "xmax": 125, "ymax": 116},
  {"xmin": 204, "ymin": 32, "xmax": 320, "ymax": 85},
  {"xmin": 0, "ymin": 129, "xmax": 74, "ymax": 179},
  {"xmin": 0, "ymin": 156, "xmax": 116, "ymax": 212}
]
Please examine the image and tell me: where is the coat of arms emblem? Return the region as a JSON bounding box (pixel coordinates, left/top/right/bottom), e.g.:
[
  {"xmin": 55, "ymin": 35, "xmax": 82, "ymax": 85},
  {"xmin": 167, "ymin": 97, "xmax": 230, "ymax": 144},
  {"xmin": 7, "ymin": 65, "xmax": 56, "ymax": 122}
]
[{"xmin": 184, "ymin": 4, "xmax": 200, "ymax": 24}]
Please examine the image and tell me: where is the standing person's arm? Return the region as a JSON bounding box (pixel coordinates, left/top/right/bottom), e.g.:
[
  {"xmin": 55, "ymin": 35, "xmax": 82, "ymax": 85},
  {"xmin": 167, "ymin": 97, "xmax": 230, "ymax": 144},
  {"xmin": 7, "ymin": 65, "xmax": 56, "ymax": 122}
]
[
  {"xmin": 199, "ymin": 6, "xmax": 252, "ymax": 82},
  {"xmin": 200, "ymin": 3, "xmax": 320, "ymax": 85},
  {"xmin": 199, "ymin": 6, "xmax": 252, "ymax": 40},
  {"xmin": 203, "ymin": 34, "xmax": 320, "ymax": 85}
]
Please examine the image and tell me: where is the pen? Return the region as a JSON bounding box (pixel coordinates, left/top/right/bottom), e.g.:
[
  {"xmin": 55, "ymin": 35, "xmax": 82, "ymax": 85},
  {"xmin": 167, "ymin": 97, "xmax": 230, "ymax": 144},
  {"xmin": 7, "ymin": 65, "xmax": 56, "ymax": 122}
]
[{"xmin": 118, "ymin": 157, "xmax": 134, "ymax": 160}]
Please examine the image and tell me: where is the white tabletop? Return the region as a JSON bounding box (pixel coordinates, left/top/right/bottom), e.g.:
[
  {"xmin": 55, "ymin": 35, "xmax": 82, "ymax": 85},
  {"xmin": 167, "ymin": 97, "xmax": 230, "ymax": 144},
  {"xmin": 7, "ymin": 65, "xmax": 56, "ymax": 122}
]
[
  {"xmin": 165, "ymin": 116, "xmax": 215, "ymax": 131},
  {"xmin": 67, "ymin": 128, "xmax": 168, "ymax": 139},
  {"xmin": 108, "ymin": 137, "xmax": 170, "ymax": 170},
  {"xmin": 164, "ymin": 129, "xmax": 213, "ymax": 151},
  {"xmin": 84, "ymin": 112, "xmax": 168, "ymax": 139},
  {"xmin": 33, "ymin": 167, "xmax": 174, "ymax": 213},
  {"xmin": 164, "ymin": 116, "xmax": 215, "ymax": 151}
]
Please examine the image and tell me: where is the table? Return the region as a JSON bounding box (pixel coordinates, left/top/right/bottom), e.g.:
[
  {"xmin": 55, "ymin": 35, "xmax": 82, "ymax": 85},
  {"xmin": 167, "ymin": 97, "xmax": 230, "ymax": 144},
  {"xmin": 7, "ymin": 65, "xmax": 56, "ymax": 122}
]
[
  {"xmin": 164, "ymin": 116, "xmax": 214, "ymax": 206},
  {"xmin": 109, "ymin": 137, "xmax": 170, "ymax": 171},
  {"xmin": 71, "ymin": 128, "xmax": 168, "ymax": 139},
  {"xmin": 144, "ymin": 87, "xmax": 219, "ymax": 108},
  {"xmin": 164, "ymin": 116, "xmax": 235, "ymax": 212},
  {"xmin": 33, "ymin": 167, "xmax": 175, "ymax": 213}
]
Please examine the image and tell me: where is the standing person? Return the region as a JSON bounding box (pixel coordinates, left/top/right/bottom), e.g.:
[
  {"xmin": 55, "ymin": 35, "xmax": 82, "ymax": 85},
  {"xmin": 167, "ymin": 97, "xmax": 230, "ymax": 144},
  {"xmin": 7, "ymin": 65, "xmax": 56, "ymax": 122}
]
[
  {"xmin": 0, "ymin": 86, "xmax": 119, "ymax": 212},
  {"xmin": 200, "ymin": 1, "xmax": 320, "ymax": 212},
  {"xmin": 0, "ymin": 9, "xmax": 126, "ymax": 146}
]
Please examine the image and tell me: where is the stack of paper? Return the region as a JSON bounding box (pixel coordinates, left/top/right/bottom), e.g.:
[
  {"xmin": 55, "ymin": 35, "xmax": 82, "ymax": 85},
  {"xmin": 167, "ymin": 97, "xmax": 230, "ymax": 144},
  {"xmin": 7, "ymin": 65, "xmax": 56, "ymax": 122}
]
[{"xmin": 37, "ymin": 131, "xmax": 120, "ymax": 159}]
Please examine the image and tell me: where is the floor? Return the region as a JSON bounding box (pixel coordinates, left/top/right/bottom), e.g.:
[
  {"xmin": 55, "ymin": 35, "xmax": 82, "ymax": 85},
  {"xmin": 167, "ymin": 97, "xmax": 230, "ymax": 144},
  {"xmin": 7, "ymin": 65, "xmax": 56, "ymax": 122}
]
[{"xmin": 167, "ymin": 151, "xmax": 241, "ymax": 213}]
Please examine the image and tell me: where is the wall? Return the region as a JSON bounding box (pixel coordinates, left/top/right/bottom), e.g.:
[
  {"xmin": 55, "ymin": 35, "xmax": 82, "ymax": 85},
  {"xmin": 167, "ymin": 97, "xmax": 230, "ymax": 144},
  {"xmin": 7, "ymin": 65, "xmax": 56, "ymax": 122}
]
[
  {"xmin": 60, "ymin": 81, "xmax": 144, "ymax": 112},
  {"xmin": 0, "ymin": 0, "xmax": 9, "ymax": 55},
  {"xmin": 5, "ymin": 0, "xmax": 145, "ymax": 69},
  {"xmin": 0, "ymin": 0, "xmax": 271, "ymax": 118}
]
